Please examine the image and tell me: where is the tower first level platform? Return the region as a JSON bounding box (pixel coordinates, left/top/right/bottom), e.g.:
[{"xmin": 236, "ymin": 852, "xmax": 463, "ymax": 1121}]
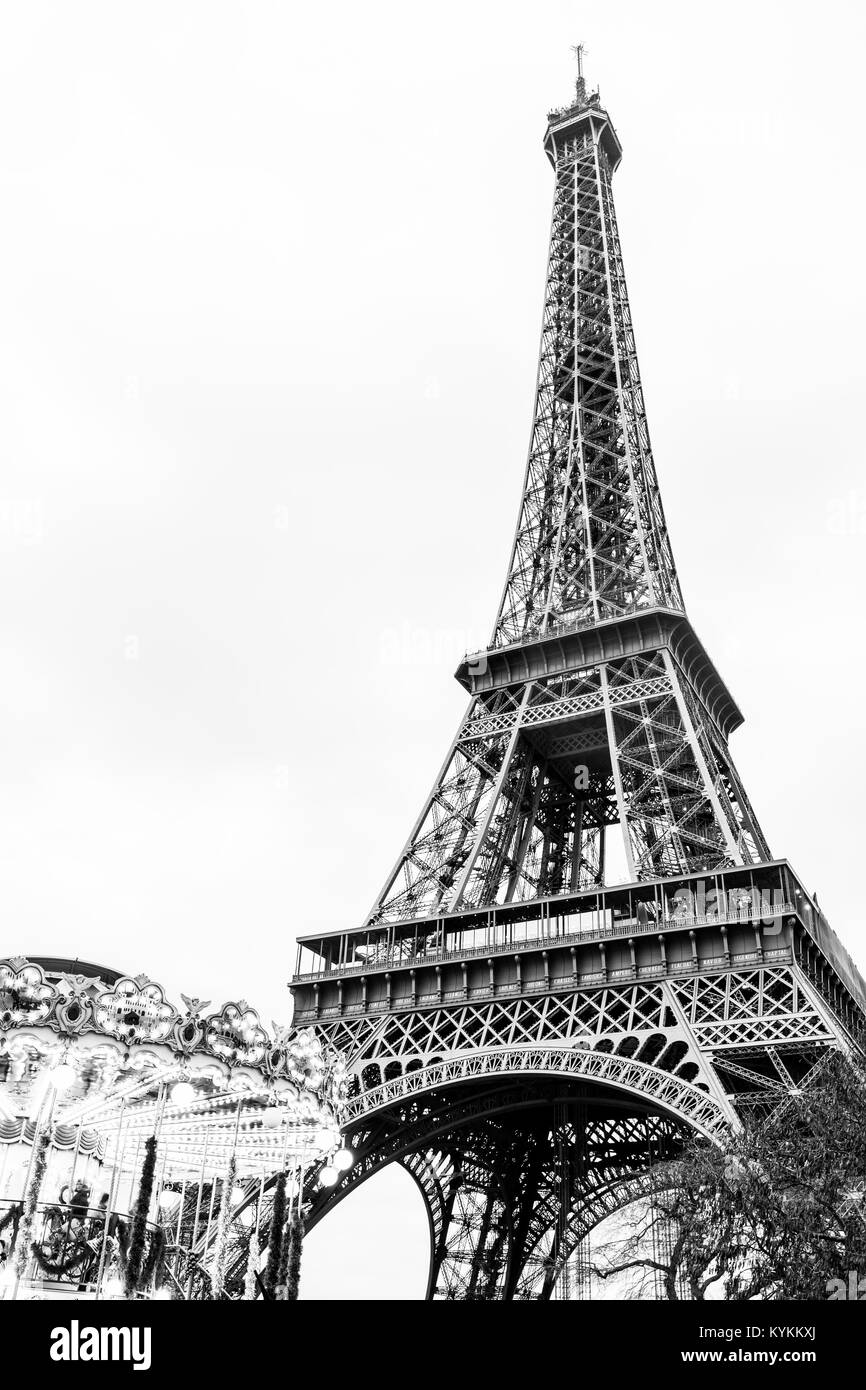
[{"xmin": 292, "ymin": 859, "xmax": 866, "ymax": 1088}]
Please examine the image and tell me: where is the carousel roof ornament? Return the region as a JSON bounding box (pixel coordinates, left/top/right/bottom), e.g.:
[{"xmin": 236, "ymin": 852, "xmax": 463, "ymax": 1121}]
[
  {"xmin": 0, "ymin": 957, "xmax": 343, "ymax": 1082},
  {"xmin": 0, "ymin": 956, "xmax": 348, "ymax": 1178}
]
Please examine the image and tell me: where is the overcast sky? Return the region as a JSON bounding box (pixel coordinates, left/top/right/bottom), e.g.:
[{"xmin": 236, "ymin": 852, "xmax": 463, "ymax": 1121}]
[{"xmin": 1, "ymin": 1, "xmax": 864, "ymax": 1298}]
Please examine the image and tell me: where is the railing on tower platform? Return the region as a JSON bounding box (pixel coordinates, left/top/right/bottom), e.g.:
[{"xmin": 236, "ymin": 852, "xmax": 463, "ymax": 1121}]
[{"xmin": 293, "ymin": 861, "xmax": 806, "ymax": 983}]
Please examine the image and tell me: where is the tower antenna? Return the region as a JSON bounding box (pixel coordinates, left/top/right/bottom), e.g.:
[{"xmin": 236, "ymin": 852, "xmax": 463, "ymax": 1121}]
[{"xmin": 571, "ymin": 43, "xmax": 588, "ymax": 104}]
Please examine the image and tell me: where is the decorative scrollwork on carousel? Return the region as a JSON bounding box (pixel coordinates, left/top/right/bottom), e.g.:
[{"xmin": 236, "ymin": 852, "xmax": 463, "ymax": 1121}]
[
  {"xmin": 53, "ymin": 975, "xmax": 97, "ymax": 1035},
  {"xmin": 94, "ymin": 975, "xmax": 178, "ymax": 1046},
  {"xmin": 0, "ymin": 959, "xmax": 55, "ymax": 1030},
  {"xmin": 0, "ymin": 960, "xmax": 354, "ymax": 1100},
  {"xmin": 203, "ymin": 1000, "xmax": 269, "ymax": 1068},
  {"xmin": 172, "ymin": 995, "xmax": 211, "ymax": 1055}
]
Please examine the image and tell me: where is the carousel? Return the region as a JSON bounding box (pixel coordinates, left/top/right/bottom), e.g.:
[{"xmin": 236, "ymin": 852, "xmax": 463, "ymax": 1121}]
[{"xmin": 0, "ymin": 956, "xmax": 349, "ymax": 1300}]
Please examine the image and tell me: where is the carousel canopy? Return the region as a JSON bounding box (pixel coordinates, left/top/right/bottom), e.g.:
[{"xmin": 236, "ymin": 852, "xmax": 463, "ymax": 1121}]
[{"xmin": 0, "ymin": 955, "xmax": 346, "ymax": 1179}]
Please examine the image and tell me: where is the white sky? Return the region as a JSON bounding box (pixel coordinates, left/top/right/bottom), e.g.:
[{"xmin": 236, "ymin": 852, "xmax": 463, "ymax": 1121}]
[{"xmin": 1, "ymin": 1, "xmax": 864, "ymax": 1298}]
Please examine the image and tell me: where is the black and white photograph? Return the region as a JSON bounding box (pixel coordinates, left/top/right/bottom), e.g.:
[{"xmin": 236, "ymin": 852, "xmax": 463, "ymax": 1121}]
[{"xmin": 0, "ymin": 0, "xmax": 864, "ymax": 1367}]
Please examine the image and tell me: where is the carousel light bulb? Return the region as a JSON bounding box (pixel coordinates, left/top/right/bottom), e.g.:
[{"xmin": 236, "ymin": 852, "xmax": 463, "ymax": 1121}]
[
  {"xmin": 230, "ymin": 1186, "xmax": 247, "ymax": 1207},
  {"xmin": 49, "ymin": 1062, "xmax": 77, "ymax": 1093},
  {"xmin": 318, "ymin": 1165, "xmax": 338, "ymax": 1188},
  {"xmin": 170, "ymin": 1082, "xmax": 196, "ymax": 1106},
  {"xmin": 261, "ymin": 1107, "xmax": 282, "ymax": 1129},
  {"xmin": 158, "ymin": 1189, "xmax": 181, "ymax": 1213},
  {"xmin": 333, "ymin": 1148, "xmax": 353, "ymax": 1172}
]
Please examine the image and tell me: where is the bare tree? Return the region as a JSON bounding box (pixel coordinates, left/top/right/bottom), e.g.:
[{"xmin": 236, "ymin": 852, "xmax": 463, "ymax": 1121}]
[{"xmin": 593, "ymin": 1053, "xmax": 866, "ymax": 1300}]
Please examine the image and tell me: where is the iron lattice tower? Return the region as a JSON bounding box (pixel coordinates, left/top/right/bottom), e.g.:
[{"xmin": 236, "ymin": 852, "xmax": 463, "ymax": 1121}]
[{"xmin": 284, "ymin": 60, "xmax": 866, "ymax": 1300}]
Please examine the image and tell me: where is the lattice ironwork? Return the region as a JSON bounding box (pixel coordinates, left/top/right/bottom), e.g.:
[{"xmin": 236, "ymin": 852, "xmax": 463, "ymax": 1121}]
[
  {"xmin": 493, "ymin": 95, "xmax": 682, "ymax": 643},
  {"xmin": 366, "ymin": 643, "xmax": 773, "ymax": 925}
]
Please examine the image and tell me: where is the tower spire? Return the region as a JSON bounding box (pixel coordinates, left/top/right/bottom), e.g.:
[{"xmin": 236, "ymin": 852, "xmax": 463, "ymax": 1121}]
[{"xmin": 571, "ymin": 42, "xmax": 588, "ymax": 106}]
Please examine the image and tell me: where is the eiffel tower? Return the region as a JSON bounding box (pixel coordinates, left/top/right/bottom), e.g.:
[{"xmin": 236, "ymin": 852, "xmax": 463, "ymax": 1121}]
[{"xmin": 289, "ymin": 55, "xmax": 866, "ymax": 1299}]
